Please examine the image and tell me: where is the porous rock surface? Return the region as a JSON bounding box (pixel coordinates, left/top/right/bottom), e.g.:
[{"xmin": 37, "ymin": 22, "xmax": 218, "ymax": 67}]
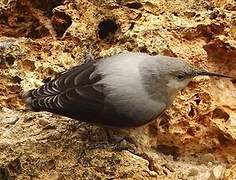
[{"xmin": 0, "ymin": 0, "xmax": 236, "ymax": 179}]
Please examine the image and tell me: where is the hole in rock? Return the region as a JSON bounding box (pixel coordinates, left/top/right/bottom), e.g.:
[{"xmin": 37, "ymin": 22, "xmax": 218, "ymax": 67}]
[
  {"xmin": 12, "ymin": 76, "xmax": 22, "ymax": 84},
  {"xmin": 196, "ymin": 126, "xmax": 200, "ymax": 131},
  {"xmin": 173, "ymin": 12, "xmax": 178, "ymax": 16},
  {"xmin": 217, "ymin": 133, "xmax": 231, "ymax": 146},
  {"xmin": 156, "ymin": 145, "xmax": 179, "ymax": 159},
  {"xmin": 21, "ymin": 60, "xmax": 36, "ymax": 71},
  {"xmin": 125, "ymin": 2, "xmax": 143, "ymax": 9},
  {"xmin": 5, "ymin": 56, "xmax": 16, "ymax": 66},
  {"xmin": 187, "ymin": 127, "xmax": 196, "ymax": 136},
  {"xmin": 129, "ymin": 22, "xmax": 135, "ymax": 30},
  {"xmin": 0, "ymin": 14, "xmax": 8, "ymax": 24},
  {"xmin": 212, "ymin": 108, "xmax": 230, "ymax": 121},
  {"xmin": 188, "ymin": 105, "xmax": 195, "ymax": 118},
  {"xmin": 27, "ymin": 24, "xmax": 50, "ymax": 39},
  {"xmin": 194, "ymin": 93, "xmax": 201, "ymax": 105},
  {"xmin": 98, "ymin": 19, "xmax": 118, "ymax": 40},
  {"xmin": 139, "ymin": 46, "xmax": 148, "ymax": 53}
]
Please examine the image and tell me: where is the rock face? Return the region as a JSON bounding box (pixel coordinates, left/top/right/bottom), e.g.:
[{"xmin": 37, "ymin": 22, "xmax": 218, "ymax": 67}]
[{"xmin": 0, "ymin": 0, "xmax": 236, "ymax": 179}]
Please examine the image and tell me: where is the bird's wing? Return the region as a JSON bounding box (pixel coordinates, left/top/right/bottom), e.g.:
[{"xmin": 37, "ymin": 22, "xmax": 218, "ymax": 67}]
[{"xmin": 25, "ymin": 62, "xmax": 106, "ymax": 117}]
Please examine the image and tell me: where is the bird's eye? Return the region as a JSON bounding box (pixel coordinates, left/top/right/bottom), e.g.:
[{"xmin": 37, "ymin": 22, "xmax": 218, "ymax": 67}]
[{"xmin": 177, "ymin": 74, "xmax": 185, "ymax": 80}]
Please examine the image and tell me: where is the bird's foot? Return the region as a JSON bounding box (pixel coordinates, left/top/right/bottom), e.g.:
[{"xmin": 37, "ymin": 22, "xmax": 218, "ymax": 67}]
[
  {"xmin": 105, "ymin": 129, "xmax": 137, "ymax": 152},
  {"xmin": 78, "ymin": 129, "xmax": 137, "ymax": 154}
]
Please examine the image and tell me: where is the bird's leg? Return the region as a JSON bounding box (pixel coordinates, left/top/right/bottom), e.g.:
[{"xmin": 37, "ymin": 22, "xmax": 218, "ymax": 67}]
[
  {"xmin": 105, "ymin": 129, "xmax": 125, "ymax": 144},
  {"xmin": 105, "ymin": 129, "xmax": 137, "ymax": 152},
  {"xmin": 79, "ymin": 128, "xmax": 113, "ymax": 151},
  {"xmin": 77, "ymin": 129, "xmax": 136, "ymax": 163},
  {"xmin": 81, "ymin": 129, "xmax": 127, "ymax": 151}
]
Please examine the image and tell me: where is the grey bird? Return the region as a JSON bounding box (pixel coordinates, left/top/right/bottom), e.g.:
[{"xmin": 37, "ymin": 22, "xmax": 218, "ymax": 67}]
[{"xmin": 24, "ymin": 52, "xmax": 233, "ymax": 128}]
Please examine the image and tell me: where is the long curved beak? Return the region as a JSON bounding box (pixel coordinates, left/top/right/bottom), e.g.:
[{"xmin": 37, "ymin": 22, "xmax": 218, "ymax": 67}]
[{"xmin": 195, "ymin": 70, "xmax": 234, "ymax": 79}]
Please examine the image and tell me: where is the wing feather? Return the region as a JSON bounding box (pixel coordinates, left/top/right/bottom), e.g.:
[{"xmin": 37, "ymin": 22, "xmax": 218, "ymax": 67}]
[{"xmin": 25, "ymin": 62, "xmax": 105, "ymax": 114}]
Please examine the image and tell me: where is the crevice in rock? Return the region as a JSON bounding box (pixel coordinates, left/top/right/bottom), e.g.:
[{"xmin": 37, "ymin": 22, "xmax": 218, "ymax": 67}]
[
  {"xmin": 0, "ymin": 0, "xmax": 66, "ymax": 39},
  {"xmin": 51, "ymin": 11, "xmax": 72, "ymax": 37},
  {"xmin": 182, "ymin": 23, "xmax": 226, "ymax": 41},
  {"xmin": 30, "ymin": 0, "xmax": 64, "ymax": 17},
  {"xmin": 217, "ymin": 133, "xmax": 233, "ymax": 146},
  {"xmin": 139, "ymin": 153, "xmax": 157, "ymax": 173},
  {"xmin": 128, "ymin": 22, "xmax": 135, "ymax": 30},
  {"xmin": 0, "ymin": 2, "xmax": 50, "ymax": 39},
  {"xmin": 187, "ymin": 127, "xmax": 196, "ymax": 136},
  {"xmin": 188, "ymin": 105, "xmax": 195, "ymax": 118},
  {"xmin": 194, "ymin": 93, "xmax": 201, "ymax": 106},
  {"xmin": 11, "ymin": 76, "xmax": 22, "ymax": 84},
  {"xmin": 203, "ymin": 39, "xmax": 236, "ymax": 61},
  {"xmin": 125, "ymin": 2, "xmax": 143, "ymax": 9}
]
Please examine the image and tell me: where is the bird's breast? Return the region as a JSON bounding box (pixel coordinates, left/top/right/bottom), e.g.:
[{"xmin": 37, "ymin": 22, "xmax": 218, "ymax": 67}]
[{"xmin": 96, "ymin": 57, "xmax": 166, "ymax": 125}]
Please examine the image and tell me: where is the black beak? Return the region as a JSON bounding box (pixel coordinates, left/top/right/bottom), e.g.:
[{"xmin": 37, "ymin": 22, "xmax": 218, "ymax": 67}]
[{"xmin": 195, "ymin": 70, "xmax": 234, "ymax": 79}]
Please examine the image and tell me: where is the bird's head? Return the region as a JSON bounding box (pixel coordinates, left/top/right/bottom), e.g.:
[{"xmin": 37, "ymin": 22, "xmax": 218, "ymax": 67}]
[{"xmin": 148, "ymin": 56, "xmax": 234, "ymax": 100}]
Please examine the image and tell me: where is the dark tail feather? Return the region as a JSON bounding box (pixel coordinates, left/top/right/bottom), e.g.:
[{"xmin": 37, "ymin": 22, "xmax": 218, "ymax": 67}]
[{"xmin": 22, "ymin": 89, "xmax": 39, "ymax": 111}]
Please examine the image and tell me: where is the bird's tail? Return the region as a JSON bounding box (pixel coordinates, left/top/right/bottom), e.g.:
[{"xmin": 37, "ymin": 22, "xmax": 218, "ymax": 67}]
[
  {"xmin": 23, "ymin": 83, "xmax": 60, "ymax": 112},
  {"xmin": 23, "ymin": 89, "xmax": 36, "ymax": 110},
  {"xmin": 23, "ymin": 87, "xmax": 47, "ymax": 111}
]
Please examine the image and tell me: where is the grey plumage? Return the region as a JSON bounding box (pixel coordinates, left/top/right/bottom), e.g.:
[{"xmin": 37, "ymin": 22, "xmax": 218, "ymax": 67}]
[{"xmin": 24, "ymin": 52, "xmax": 233, "ymax": 128}]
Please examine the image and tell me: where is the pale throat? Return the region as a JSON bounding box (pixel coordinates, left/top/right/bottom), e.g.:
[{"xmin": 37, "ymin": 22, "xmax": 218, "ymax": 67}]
[{"xmin": 166, "ymin": 79, "xmax": 187, "ymax": 98}]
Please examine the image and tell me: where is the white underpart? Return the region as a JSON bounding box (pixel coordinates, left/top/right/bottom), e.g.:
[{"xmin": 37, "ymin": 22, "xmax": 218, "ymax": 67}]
[{"xmin": 95, "ymin": 53, "xmax": 166, "ymax": 122}]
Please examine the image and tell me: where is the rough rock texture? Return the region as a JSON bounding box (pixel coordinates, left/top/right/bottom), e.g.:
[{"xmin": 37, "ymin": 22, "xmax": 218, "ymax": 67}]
[{"xmin": 0, "ymin": 0, "xmax": 236, "ymax": 179}]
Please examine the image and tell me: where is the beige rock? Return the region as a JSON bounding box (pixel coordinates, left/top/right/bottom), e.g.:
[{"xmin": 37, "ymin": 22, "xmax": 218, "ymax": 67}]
[{"xmin": 211, "ymin": 165, "xmax": 226, "ymax": 180}]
